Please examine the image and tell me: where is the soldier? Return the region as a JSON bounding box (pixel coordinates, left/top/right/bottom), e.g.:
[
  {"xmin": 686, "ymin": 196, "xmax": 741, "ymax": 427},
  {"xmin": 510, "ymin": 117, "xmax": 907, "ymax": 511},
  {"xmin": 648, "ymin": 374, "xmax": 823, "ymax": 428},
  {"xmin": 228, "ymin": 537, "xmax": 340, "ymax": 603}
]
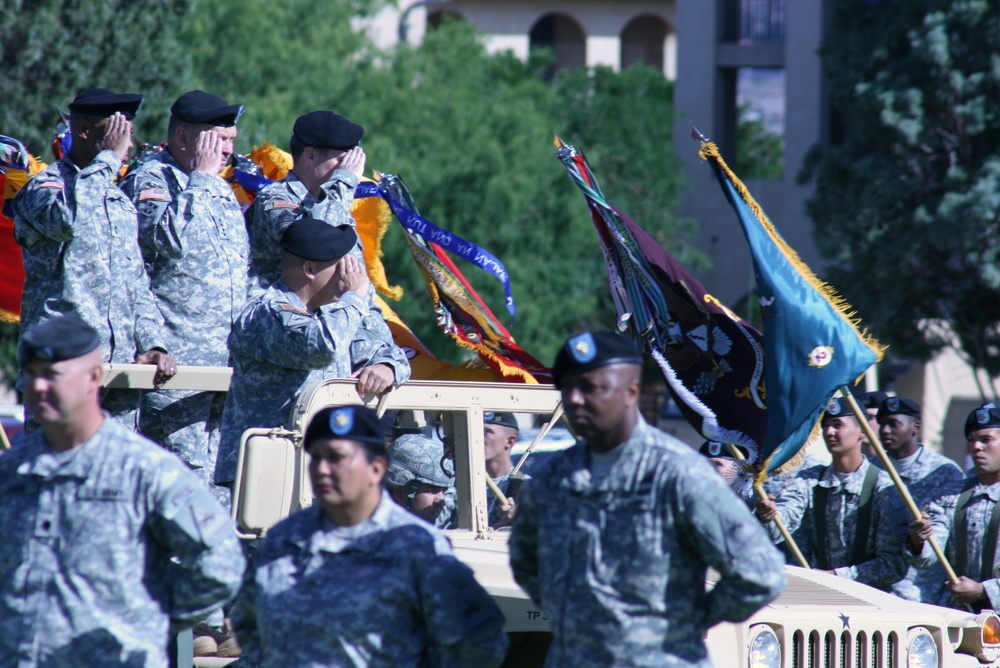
[
  {"xmin": 510, "ymin": 331, "xmax": 785, "ymax": 667},
  {"xmin": 875, "ymin": 397, "xmax": 963, "ymax": 603},
  {"xmin": 483, "ymin": 411, "xmax": 524, "ymax": 528},
  {"xmin": 245, "ymin": 109, "xmax": 409, "ymax": 394},
  {"xmin": 755, "ymin": 397, "xmax": 907, "ymax": 591},
  {"xmin": 120, "ymin": 89, "xmax": 249, "ymax": 504},
  {"xmin": 10, "ymin": 88, "xmax": 176, "ymax": 428},
  {"xmin": 386, "ymin": 433, "xmax": 455, "ymax": 525},
  {"xmin": 907, "ymin": 403, "xmax": 1000, "ymax": 611},
  {"xmin": 698, "ymin": 440, "xmax": 755, "ymax": 508},
  {"xmin": 215, "ymin": 218, "xmax": 403, "ymax": 489},
  {"xmin": 231, "ymin": 405, "xmax": 508, "ymax": 667},
  {"xmin": 857, "ymin": 390, "xmax": 888, "ymax": 458},
  {"xmin": 0, "ymin": 314, "xmax": 244, "ymax": 668}
]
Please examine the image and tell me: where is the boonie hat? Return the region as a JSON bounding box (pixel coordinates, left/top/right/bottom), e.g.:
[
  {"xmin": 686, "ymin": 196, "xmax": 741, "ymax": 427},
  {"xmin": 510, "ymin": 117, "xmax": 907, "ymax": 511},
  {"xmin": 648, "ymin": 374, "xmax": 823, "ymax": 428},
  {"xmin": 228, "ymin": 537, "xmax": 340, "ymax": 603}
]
[{"xmin": 552, "ymin": 331, "xmax": 643, "ymax": 388}]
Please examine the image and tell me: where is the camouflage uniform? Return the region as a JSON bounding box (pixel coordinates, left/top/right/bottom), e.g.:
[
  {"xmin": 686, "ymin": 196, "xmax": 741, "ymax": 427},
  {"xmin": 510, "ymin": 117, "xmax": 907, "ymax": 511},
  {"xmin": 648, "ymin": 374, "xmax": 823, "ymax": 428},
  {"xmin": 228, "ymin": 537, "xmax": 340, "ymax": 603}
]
[
  {"xmin": 245, "ymin": 171, "xmax": 410, "ymax": 384},
  {"xmin": 120, "ymin": 151, "xmax": 249, "ymax": 498},
  {"xmin": 435, "ymin": 486, "xmax": 459, "ymax": 530},
  {"xmin": 509, "ymin": 419, "xmax": 785, "ymax": 668},
  {"xmin": 767, "ymin": 458, "xmax": 906, "ymax": 591},
  {"xmin": 907, "ymin": 477, "xmax": 1000, "ymax": 610},
  {"xmin": 0, "ymin": 417, "xmax": 245, "ymax": 668},
  {"xmin": 10, "ymin": 151, "xmax": 166, "ymax": 426},
  {"xmin": 214, "ymin": 280, "xmax": 369, "ymax": 485},
  {"xmin": 874, "ymin": 447, "xmax": 963, "ymax": 602},
  {"xmin": 231, "ymin": 491, "xmax": 508, "ymax": 668}
]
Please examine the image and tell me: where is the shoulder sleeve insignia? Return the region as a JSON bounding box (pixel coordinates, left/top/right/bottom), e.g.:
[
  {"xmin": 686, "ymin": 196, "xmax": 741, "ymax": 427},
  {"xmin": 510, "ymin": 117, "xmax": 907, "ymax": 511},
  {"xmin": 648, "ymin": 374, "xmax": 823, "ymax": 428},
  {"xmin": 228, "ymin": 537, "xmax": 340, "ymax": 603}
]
[
  {"xmin": 38, "ymin": 181, "xmax": 64, "ymax": 189},
  {"xmin": 269, "ymin": 200, "xmax": 299, "ymax": 210},
  {"xmin": 276, "ymin": 302, "xmax": 310, "ymax": 315},
  {"xmin": 139, "ymin": 187, "xmax": 167, "ymax": 201}
]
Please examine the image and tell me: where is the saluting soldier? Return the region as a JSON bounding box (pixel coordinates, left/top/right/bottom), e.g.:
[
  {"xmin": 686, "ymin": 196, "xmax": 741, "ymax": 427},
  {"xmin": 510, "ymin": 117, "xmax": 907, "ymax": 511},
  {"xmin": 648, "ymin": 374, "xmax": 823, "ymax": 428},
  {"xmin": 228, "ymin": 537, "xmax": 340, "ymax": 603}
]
[
  {"xmin": 0, "ymin": 315, "xmax": 244, "ymax": 667},
  {"xmin": 245, "ymin": 110, "xmax": 409, "ymax": 395},
  {"xmin": 755, "ymin": 396, "xmax": 907, "ymax": 591},
  {"xmin": 120, "ymin": 89, "xmax": 249, "ymax": 505},
  {"xmin": 510, "ymin": 331, "xmax": 785, "ymax": 667},
  {"xmin": 908, "ymin": 403, "xmax": 1000, "ymax": 611},
  {"xmin": 216, "ymin": 218, "xmax": 403, "ymax": 490},
  {"xmin": 874, "ymin": 397, "xmax": 963, "ymax": 603},
  {"xmin": 10, "ymin": 88, "xmax": 176, "ymax": 428}
]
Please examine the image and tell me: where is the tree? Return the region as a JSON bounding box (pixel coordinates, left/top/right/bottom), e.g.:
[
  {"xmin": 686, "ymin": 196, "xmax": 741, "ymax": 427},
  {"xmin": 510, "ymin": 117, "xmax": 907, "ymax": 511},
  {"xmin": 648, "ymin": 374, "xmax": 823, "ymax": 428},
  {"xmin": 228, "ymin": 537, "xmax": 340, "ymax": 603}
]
[
  {"xmin": 736, "ymin": 101, "xmax": 784, "ymax": 181},
  {"xmin": 800, "ymin": 0, "xmax": 1000, "ymax": 379}
]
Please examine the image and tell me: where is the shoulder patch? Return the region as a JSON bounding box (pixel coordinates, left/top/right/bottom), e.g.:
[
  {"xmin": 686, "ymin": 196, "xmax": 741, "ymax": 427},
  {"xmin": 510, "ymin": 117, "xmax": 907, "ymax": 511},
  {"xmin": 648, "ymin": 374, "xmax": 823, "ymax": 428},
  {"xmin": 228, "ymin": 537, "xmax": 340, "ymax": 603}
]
[
  {"xmin": 139, "ymin": 187, "xmax": 167, "ymax": 201},
  {"xmin": 269, "ymin": 200, "xmax": 299, "ymax": 210}
]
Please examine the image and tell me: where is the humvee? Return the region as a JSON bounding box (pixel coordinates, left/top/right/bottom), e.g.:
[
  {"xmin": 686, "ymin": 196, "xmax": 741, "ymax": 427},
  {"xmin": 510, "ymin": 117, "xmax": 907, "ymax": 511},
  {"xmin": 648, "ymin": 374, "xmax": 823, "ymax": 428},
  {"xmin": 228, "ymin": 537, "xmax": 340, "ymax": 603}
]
[{"xmin": 101, "ymin": 365, "xmax": 1000, "ymax": 668}]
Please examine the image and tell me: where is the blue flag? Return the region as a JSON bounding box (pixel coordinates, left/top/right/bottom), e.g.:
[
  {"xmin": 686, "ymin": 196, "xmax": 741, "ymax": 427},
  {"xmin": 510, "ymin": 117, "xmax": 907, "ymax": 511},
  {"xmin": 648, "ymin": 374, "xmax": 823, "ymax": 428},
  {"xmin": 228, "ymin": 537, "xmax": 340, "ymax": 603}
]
[{"xmin": 700, "ymin": 140, "xmax": 884, "ymax": 473}]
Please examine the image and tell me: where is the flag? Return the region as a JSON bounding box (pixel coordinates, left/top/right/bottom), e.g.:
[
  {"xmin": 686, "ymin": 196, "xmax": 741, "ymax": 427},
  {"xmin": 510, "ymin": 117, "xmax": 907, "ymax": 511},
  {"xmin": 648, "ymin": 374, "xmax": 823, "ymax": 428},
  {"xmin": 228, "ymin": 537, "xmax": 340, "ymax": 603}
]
[
  {"xmin": 556, "ymin": 138, "xmax": 768, "ymax": 459},
  {"xmin": 699, "ymin": 138, "xmax": 885, "ymax": 472},
  {"xmin": 0, "ymin": 135, "xmax": 46, "ymax": 322}
]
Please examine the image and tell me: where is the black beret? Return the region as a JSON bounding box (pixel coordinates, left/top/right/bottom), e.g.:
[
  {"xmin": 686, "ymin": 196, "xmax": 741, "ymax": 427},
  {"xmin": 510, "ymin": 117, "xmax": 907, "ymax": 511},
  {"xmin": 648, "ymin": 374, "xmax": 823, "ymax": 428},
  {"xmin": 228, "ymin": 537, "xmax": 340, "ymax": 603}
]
[
  {"xmin": 484, "ymin": 411, "xmax": 518, "ymax": 431},
  {"xmin": 552, "ymin": 331, "xmax": 643, "ymax": 388},
  {"xmin": 822, "ymin": 396, "xmax": 858, "ymax": 421},
  {"xmin": 68, "ymin": 88, "xmax": 144, "ymax": 120},
  {"xmin": 170, "ymin": 90, "xmax": 244, "ymax": 126},
  {"xmin": 280, "ymin": 219, "xmax": 357, "ymax": 262},
  {"xmin": 19, "ymin": 313, "xmax": 101, "ymax": 367},
  {"xmin": 857, "ymin": 391, "xmax": 888, "ymax": 411},
  {"xmin": 965, "ymin": 403, "xmax": 1000, "ymax": 438},
  {"xmin": 292, "ymin": 110, "xmax": 363, "ymax": 151},
  {"xmin": 877, "ymin": 396, "xmax": 921, "ymax": 421},
  {"xmin": 698, "ymin": 440, "xmax": 749, "ymax": 460},
  {"xmin": 305, "ymin": 405, "xmax": 385, "ymax": 448}
]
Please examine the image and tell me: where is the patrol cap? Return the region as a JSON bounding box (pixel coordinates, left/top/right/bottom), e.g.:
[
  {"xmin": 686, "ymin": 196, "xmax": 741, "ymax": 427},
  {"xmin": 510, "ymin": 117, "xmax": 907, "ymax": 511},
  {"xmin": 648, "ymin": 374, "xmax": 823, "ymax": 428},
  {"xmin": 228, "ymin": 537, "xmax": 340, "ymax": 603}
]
[
  {"xmin": 170, "ymin": 90, "xmax": 244, "ymax": 126},
  {"xmin": 857, "ymin": 391, "xmax": 888, "ymax": 411},
  {"xmin": 552, "ymin": 331, "xmax": 643, "ymax": 389},
  {"xmin": 304, "ymin": 405, "xmax": 385, "ymax": 449},
  {"xmin": 292, "ymin": 110, "xmax": 364, "ymax": 151},
  {"xmin": 698, "ymin": 440, "xmax": 748, "ymax": 460},
  {"xmin": 280, "ymin": 218, "xmax": 357, "ymax": 262},
  {"xmin": 484, "ymin": 411, "xmax": 518, "ymax": 431},
  {"xmin": 386, "ymin": 434, "xmax": 453, "ymax": 488},
  {"xmin": 19, "ymin": 313, "xmax": 101, "ymax": 367},
  {"xmin": 965, "ymin": 403, "xmax": 1000, "ymax": 438},
  {"xmin": 877, "ymin": 396, "xmax": 921, "ymax": 421},
  {"xmin": 68, "ymin": 88, "xmax": 144, "ymax": 120},
  {"xmin": 822, "ymin": 396, "xmax": 858, "ymax": 421}
]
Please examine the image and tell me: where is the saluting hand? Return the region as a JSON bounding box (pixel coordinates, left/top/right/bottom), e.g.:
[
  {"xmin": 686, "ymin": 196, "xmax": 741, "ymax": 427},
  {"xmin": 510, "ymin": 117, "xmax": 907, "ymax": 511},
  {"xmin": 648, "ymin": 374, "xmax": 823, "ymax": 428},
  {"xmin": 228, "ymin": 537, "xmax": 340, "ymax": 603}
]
[
  {"xmin": 97, "ymin": 112, "xmax": 134, "ymax": 161},
  {"xmin": 332, "ymin": 255, "xmax": 370, "ymax": 299},
  {"xmin": 339, "ymin": 147, "xmax": 366, "ymax": 177},
  {"xmin": 189, "ymin": 130, "xmax": 225, "ymax": 175}
]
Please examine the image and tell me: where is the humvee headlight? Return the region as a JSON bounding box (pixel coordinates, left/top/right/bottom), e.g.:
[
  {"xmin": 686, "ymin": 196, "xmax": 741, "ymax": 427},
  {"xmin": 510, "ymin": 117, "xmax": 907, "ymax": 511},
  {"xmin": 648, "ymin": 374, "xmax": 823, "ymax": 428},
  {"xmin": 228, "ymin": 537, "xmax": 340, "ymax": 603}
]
[
  {"xmin": 983, "ymin": 613, "xmax": 1000, "ymax": 645},
  {"xmin": 906, "ymin": 628, "xmax": 938, "ymax": 668},
  {"xmin": 747, "ymin": 625, "xmax": 780, "ymax": 668}
]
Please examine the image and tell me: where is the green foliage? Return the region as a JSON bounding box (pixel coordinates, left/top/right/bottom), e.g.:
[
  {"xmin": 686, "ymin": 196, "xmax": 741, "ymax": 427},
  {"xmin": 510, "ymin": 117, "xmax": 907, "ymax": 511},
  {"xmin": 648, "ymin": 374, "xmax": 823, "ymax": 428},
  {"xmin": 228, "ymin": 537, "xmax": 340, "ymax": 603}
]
[
  {"xmin": 0, "ymin": 0, "xmax": 197, "ymax": 153},
  {"xmin": 801, "ymin": 0, "xmax": 1000, "ymax": 376},
  {"xmin": 735, "ymin": 102, "xmax": 784, "ymax": 181}
]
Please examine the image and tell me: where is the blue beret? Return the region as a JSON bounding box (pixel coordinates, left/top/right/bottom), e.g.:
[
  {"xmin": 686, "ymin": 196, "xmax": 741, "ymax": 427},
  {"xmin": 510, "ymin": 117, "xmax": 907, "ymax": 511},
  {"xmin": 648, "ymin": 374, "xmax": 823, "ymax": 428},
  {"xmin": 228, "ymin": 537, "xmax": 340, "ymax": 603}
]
[
  {"xmin": 68, "ymin": 88, "xmax": 144, "ymax": 120},
  {"xmin": 484, "ymin": 411, "xmax": 518, "ymax": 431},
  {"xmin": 877, "ymin": 396, "xmax": 921, "ymax": 420},
  {"xmin": 966, "ymin": 403, "xmax": 1000, "ymax": 438},
  {"xmin": 170, "ymin": 90, "xmax": 243, "ymax": 126},
  {"xmin": 305, "ymin": 405, "xmax": 385, "ymax": 449},
  {"xmin": 292, "ymin": 110, "xmax": 363, "ymax": 151},
  {"xmin": 698, "ymin": 440, "xmax": 749, "ymax": 459},
  {"xmin": 552, "ymin": 331, "xmax": 643, "ymax": 388},
  {"xmin": 19, "ymin": 313, "xmax": 101, "ymax": 367},
  {"xmin": 856, "ymin": 391, "xmax": 888, "ymax": 411},
  {"xmin": 280, "ymin": 218, "xmax": 357, "ymax": 262}
]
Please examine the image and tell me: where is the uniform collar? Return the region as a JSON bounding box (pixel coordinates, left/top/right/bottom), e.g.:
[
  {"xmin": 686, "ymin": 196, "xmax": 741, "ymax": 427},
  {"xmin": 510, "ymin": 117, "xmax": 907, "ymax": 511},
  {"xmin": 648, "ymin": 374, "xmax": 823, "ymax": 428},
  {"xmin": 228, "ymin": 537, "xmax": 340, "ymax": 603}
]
[
  {"xmin": 16, "ymin": 417, "xmax": 114, "ymax": 480},
  {"xmin": 562, "ymin": 417, "xmax": 651, "ymax": 494},
  {"xmin": 819, "ymin": 456, "xmax": 871, "ymax": 493}
]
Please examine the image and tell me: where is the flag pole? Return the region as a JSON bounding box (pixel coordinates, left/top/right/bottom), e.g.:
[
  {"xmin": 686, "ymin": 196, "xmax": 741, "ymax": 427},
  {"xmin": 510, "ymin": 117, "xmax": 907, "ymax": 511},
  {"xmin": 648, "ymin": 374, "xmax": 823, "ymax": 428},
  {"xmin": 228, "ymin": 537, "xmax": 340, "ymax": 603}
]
[
  {"xmin": 838, "ymin": 387, "xmax": 958, "ymax": 584},
  {"xmin": 725, "ymin": 443, "xmax": 810, "ymax": 569}
]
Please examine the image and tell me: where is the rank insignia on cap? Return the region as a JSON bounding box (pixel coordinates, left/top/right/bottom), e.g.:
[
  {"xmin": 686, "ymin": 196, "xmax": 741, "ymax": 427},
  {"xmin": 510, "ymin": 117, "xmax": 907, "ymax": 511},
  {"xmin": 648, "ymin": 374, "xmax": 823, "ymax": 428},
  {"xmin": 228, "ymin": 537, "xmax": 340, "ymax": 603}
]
[
  {"xmin": 569, "ymin": 332, "xmax": 596, "ymax": 364},
  {"xmin": 808, "ymin": 346, "xmax": 834, "ymax": 368},
  {"xmin": 977, "ymin": 408, "xmax": 992, "ymax": 425},
  {"xmin": 708, "ymin": 441, "xmax": 723, "ymax": 456},
  {"xmin": 138, "ymin": 188, "xmax": 166, "ymax": 201},
  {"xmin": 330, "ymin": 408, "xmax": 353, "ymax": 435},
  {"xmin": 887, "ymin": 397, "xmax": 900, "ymax": 411},
  {"xmin": 826, "ymin": 398, "xmax": 842, "ymax": 416}
]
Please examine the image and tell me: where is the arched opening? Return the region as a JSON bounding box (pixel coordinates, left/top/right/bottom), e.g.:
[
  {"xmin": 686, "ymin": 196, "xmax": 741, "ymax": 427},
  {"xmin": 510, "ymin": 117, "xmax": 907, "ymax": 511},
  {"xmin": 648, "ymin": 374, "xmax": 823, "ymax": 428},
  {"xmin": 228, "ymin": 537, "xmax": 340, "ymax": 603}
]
[
  {"xmin": 620, "ymin": 15, "xmax": 671, "ymax": 71},
  {"xmin": 529, "ymin": 13, "xmax": 585, "ymax": 77}
]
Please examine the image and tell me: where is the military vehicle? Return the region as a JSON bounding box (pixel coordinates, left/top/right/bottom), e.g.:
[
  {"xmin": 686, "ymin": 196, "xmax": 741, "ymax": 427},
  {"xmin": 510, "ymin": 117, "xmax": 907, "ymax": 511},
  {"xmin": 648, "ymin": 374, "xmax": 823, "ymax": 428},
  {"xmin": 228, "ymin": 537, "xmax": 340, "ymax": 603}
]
[{"xmin": 100, "ymin": 365, "xmax": 1000, "ymax": 668}]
